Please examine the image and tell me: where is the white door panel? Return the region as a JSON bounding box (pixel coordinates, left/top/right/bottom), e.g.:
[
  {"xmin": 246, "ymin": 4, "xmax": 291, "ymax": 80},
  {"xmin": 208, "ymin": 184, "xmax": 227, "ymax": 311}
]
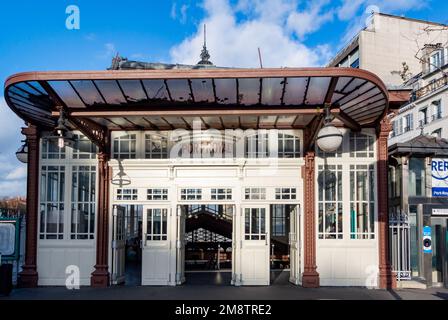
[
  {"xmin": 289, "ymin": 205, "xmax": 301, "ymax": 285},
  {"xmin": 111, "ymin": 205, "xmax": 126, "ymax": 285},
  {"xmin": 240, "ymin": 205, "xmax": 270, "ymax": 285},
  {"xmin": 175, "ymin": 205, "xmax": 186, "ymax": 285},
  {"xmin": 141, "ymin": 206, "xmax": 172, "ymax": 285}
]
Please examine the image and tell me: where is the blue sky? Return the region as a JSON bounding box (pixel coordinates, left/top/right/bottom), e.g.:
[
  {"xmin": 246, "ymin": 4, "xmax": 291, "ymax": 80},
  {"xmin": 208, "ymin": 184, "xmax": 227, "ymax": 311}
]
[{"xmin": 0, "ymin": 0, "xmax": 447, "ymax": 196}]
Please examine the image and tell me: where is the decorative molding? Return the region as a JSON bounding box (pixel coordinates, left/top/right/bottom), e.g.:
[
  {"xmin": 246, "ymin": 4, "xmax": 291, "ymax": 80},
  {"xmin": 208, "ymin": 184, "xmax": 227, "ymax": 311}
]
[{"xmin": 302, "ymin": 151, "xmax": 320, "ymax": 288}]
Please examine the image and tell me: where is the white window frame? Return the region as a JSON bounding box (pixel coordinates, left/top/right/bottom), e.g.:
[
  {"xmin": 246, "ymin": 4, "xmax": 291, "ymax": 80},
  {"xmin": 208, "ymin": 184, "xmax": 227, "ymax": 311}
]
[
  {"xmin": 244, "ymin": 187, "xmax": 266, "ymax": 200},
  {"xmin": 116, "ymin": 188, "xmax": 138, "ymax": 201},
  {"xmin": 275, "ymin": 187, "xmax": 297, "ymax": 200},
  {"xmin": 147, "ymin": 188, "xmax": 168, "ymax": 201},
  {"xmin": 180, "ymin": 188, "xmax": 202, "ymax": 201},
  {"xmin": 211, "ymin": 188, "xmax": 232, "ymax": 200}
]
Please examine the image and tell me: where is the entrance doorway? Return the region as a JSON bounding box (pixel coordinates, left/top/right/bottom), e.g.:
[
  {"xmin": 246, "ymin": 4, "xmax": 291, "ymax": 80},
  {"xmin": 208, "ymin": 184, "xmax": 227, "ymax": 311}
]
[
  {"xmin": 111, "ymin": 204, "xmax": 143, "ymax": 286},
  {"xmin": 180, "ymin": 204, "xmax": 234, "ymax": 285},
  {"xmin": 431, "ymin": 217, "xmax": 448, "ymax": 288},
  {"xmin": 270, "ymin": 204, "xmax": 300, "ymax": 285}
]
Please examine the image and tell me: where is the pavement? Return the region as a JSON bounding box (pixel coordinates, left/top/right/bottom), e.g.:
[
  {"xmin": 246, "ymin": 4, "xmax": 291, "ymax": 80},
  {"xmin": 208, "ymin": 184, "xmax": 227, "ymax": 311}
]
[{"xmin": 2, "ymin": 271, "xmax": 448, "ymax": 300}]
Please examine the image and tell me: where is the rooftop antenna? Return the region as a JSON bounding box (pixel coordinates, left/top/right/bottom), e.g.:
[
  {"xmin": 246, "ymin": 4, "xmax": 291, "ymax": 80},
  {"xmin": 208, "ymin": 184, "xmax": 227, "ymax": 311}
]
[
  {"xmin": 258, "ymin": 47, "xmax": 263, "ymax": 68},
  {"xmin": 197, "ymin": 24, "xmax": 213, "ymax": 65}
]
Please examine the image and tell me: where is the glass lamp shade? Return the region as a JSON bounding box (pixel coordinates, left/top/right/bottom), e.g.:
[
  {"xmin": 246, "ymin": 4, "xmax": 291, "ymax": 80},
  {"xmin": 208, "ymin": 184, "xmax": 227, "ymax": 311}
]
[
  {"xmin": 316, "ymin": 124, "xmax": 343, "ymax": 152},
  {"xmin": 16, "ymin": 144, "xmax": 28, "ymax": 163}
]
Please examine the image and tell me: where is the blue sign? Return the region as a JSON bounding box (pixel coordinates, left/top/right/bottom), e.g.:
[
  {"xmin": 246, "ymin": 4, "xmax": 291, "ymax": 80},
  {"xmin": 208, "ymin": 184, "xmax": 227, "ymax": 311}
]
[
  {"xmin": 432, "ymin": 159, "xmax": 448, "ymax": 197},
  {"xmin": 423, "ymin": 226, "xmax": 432, "ymax": 254}
]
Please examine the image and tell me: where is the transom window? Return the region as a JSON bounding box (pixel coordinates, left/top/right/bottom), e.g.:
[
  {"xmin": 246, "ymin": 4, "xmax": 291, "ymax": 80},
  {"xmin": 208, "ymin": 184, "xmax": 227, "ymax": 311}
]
[
  {"xmin": 278, "ymin": 133, "xmax": 300, "ymax": 158},
  {"xmin": 350, "ymin": 164, "xmax": 375, "ymax": 239},
  {"xmin": 275, "ymin": 188, "xmax": 297, "ymax": 200},
  {"xmin": 147, "ymin": 188, "xmax": 168, "ymax": 200},
  {"xmin": 349, "ymin": 132, "xmax": 374, "ymax": 158},
  {"xmin": 145, "ymin": 133, "xmax": 168, "ymax": 159},
  {"xmin": 244, "ymin": 207, "xmax": 266, "ymax": 240},
  {"xmin": 245, "ymin": 133, "xmax": 269, "ymax": 158},
  {"xmin": 244, "ymin": 187, "xmax": 266, "ymax": 200},
  {"xmin": 40, "ymin": 166, "xmax": 65, "ymax": 239},
  {"xmin": 146, "ymin": 208, "xmax": 168, "ymax": 241},
  {"xmin": 71, "ymin": 165, "xmax": 96, "ymax": 239},
  {"xmin": 318, "ymin": 165, "xmax": 343, "ymax": 239},
  {"xmin": 211, "ymin": 188, "xmax": 232, "ymax": 200},
  {"xmin": 41, "ymin": 137, "xmax": 66, "ymax": 159},
  {"xmin": 72, "ymin": 134, "xmax": 97, "ymax": 159},
  {"xmin": 113, "ymin": 134, "xmax": 136, "ymax": 159},
  {"xmin": 180, "ymin": 188, "xmax": 202, "ymax": 200},
  {"xmin": 116, "ymin": 188, "xmax": 138, "ymax": 201}
]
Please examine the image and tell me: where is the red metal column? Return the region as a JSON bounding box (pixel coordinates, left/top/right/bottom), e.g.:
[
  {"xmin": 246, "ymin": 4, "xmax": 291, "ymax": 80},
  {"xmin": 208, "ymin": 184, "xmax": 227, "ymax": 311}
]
[
  {"xmin": 90, "ymin": 152, "xmax": 110, "ymax": 287},
  {"xmin": 377, "ymin": 117, "xmax": 396, "ymax": 289},
  {"xmin": 302, "ymin": 151, "xmax": 320, "ymax": 288},
  {"xmin": 18, "ymin": 125, "xmax": 39, "ymax": 287}
]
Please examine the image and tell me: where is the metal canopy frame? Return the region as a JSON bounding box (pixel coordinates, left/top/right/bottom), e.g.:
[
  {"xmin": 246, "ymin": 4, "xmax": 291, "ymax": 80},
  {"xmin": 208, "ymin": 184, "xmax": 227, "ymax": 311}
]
[{"xmin": 4, "ymin": 68, "xmax": 389, "ymax": 147}]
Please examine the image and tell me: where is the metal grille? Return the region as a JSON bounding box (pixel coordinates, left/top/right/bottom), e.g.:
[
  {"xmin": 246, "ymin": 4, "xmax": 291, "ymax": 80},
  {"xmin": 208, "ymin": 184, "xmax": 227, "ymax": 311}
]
[{"xmin": 389, "ymin": 210, "xmax": 411, "ymax": 280}]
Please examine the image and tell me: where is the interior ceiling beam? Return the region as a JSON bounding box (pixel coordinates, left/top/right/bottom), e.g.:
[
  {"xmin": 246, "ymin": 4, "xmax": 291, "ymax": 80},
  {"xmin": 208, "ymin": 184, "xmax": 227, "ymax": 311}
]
[
  {"xmin": 331, "ymin": 108, "xmax": 361, "ymax": 132},
  {"xmin": 53, "ymin": 107, "xmax": 327, "ymax": 118},
  {"xmin": 324, "ymin": 77, "xmax": 339, "ymax": 104}
]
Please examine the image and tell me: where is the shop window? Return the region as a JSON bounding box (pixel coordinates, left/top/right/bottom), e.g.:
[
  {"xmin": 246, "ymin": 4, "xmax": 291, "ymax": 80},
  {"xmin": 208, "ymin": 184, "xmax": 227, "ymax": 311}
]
[
  {"xmin": 244, "ymin": 187, "xmax": 266, "ymax": 200},
  {"xmin": 244, "ymin": 207, "xmax": 266, "ymax": 240},
  {"xmin": 275, "ymin": 188, "xmax": 297, "ymax": 200},
  {"xmin": 180, "ymin": 188, "xmax": 202, "ymax": 200},
  {"xmin": 72, "ymin": 134, "xmax": 97, "ymax": 159},
  {"xmin": 278, "ymin": 133, "xmax": 300, "ymax": 158},
  {"xmin": 40, "ymin": 166, "xmax": 65, "ymax": 239},
  {"xmin": 349, "ymin": 164, "xmax": 375, "ymax": 239},
  {"xmin": 146, "ymin": 208, "xmax": 167, "ymax": 241},
  {"xmin": 318, "ymin": 165, "xmax": 343, "ymax": 239},
  {"xmin": 211, "ymin": 188, "xmax": 232, "ymax": 200},
  {"xmin": 71, "ymin": 165, "xmax": 96, "ymax": 239},
  {"xmin": 116, "ymin": 188, "xmax": 138, "ymax": 201},
  {"xmin": 41, "ymin": 137, "xmax": 66, "ymax": 159},
  {"xmin": 113, "ymin": 134, "xmax": 136, "ymax": 159},
  {"xmin": 147, "ymin": 188, "xmax": 168, "ymax": 201},
  {"xmin": 349, "ymin": 132, "xmax": 374, "ymax": 157},
  {"xmin": 409, "ymin": 158, "xmax": 426, "ymax": 196},
  {"xmin": 145, "ymin": 133, "xmax": 168, "ymax": 159}
]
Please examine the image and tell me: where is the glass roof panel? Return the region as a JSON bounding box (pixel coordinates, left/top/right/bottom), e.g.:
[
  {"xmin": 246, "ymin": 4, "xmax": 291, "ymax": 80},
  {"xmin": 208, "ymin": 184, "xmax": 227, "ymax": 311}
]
[
  {"xmin": 142, "ymin": 80, "xmax": 170, "ymax": 101},
  {"xmin": 276, "ymin": 115, "xmax": 296, "ymax": 126},
  {"xmin": 306, "ymin": 77, "xmax": 331, "ymax": 105},
  {"xmin": 215, "ymin": 79, "xmax": 236, "ymax": 104},
  {"xmin": 15, "ymin": 82, "xmax": 43, "ymax": 96},
  {"xmin": 259, "ymin": 115, "xmax": 277, "ymax": 127},
  {"xmin": 49, "ymin": 81, "xmax": 85, "ymax": 108},
  {"xmin": 94, "ymin": 80, "xmax": 127, "ymax": 105},
  {"xmin": 238, "ymin": 78, "xmax": 260, "ymax": 105},
  {"xmin": 118, "ymin": 80, "xmax": 147, "ymax": 103},
  {"xmin": 191, "ymin": 79, "xmax": 214, "ymax": 103},
  {"xmin": 166, "ymin": 79, "xmax": 191, "ymax": 102},
  {"xmin": 283, "ymin": 77, "xmax": 308, "ymax": 105},
  {"xmin": 9, "ymin": 83, "xmax": 51, "ymax": 107},
  {"xmin": 334, "ymin": 77, "xmax": 352, "ymax": 92},
  {"xmin": 342, "ymin": 78, "xmax": 365, "ymax": 94},
  {"xmin": 70, "ymin": 80, "xmax": 105, "ymax": 106},
  {"xmin": 261, "ymin": 78, "xmax": 284, "ymax": 105}
]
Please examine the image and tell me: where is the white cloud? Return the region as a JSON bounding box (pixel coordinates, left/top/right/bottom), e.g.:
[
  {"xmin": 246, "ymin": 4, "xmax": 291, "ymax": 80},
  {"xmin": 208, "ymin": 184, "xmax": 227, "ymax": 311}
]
[
  {"xmin": 171, "ymin": 2, "xmax": 189, "ymax": 24},
  {"xmin": 169, "ymin": 0, "xmax": 334, "ymax": 68},
  {"xmin": 0, "ymin": 180, "xmax": 26, "ymax": 197},
  {"xmin": 96, "ymin": 42, "xmax": 117, "ymax": 60},
  {"xmin": 0, "ymin": 97, "xmax": 27, "ymax": 197},
  {"xmin": 5, "ymin": 166, "xmax": 26, "ymax": 180},
  {"xmin": 287, "ymin": 0, "xmax": 334, "ymax": 39}
]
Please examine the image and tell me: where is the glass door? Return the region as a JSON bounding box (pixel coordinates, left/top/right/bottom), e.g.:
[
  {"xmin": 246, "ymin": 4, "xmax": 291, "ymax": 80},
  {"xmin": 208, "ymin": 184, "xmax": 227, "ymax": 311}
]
[{"xmin": 431, "ymin": 217, "xmax": 448, "ymax": 287}]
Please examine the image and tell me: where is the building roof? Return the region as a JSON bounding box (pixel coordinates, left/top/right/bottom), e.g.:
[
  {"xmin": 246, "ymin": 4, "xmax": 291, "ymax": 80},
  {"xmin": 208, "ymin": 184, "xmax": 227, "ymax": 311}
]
[
  {"xmin": 389, "ymin": 134, "xmax": 448, "ymax": 156},
  {"xmin": 3, "ymin": 67, "xmax": 389, "ymax": 131}
]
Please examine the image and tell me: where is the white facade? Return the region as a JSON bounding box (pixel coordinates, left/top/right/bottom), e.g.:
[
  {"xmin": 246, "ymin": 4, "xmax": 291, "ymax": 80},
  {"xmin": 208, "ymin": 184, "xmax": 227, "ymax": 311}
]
[
  {"xmin": 35, "ymin": 128, "xmax": 381, "ymax": 287},
  {"xmin": 328, "ymin": 13, "xmax": 448, "ymax": 87}
]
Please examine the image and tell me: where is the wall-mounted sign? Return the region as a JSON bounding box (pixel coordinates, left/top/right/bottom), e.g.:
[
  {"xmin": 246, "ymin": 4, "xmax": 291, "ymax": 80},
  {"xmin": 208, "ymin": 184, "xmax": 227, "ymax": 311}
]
[
  {"xmin": 432, "ymin": 208, "xmax": 448, "ymax": 216},
  {"xmin": 423, "ymin": 226, "xmax": 432, "ymax": 254},
  {"xmin": 431, "ymin": 159, "xmax": 448, "ymax": 197}
]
